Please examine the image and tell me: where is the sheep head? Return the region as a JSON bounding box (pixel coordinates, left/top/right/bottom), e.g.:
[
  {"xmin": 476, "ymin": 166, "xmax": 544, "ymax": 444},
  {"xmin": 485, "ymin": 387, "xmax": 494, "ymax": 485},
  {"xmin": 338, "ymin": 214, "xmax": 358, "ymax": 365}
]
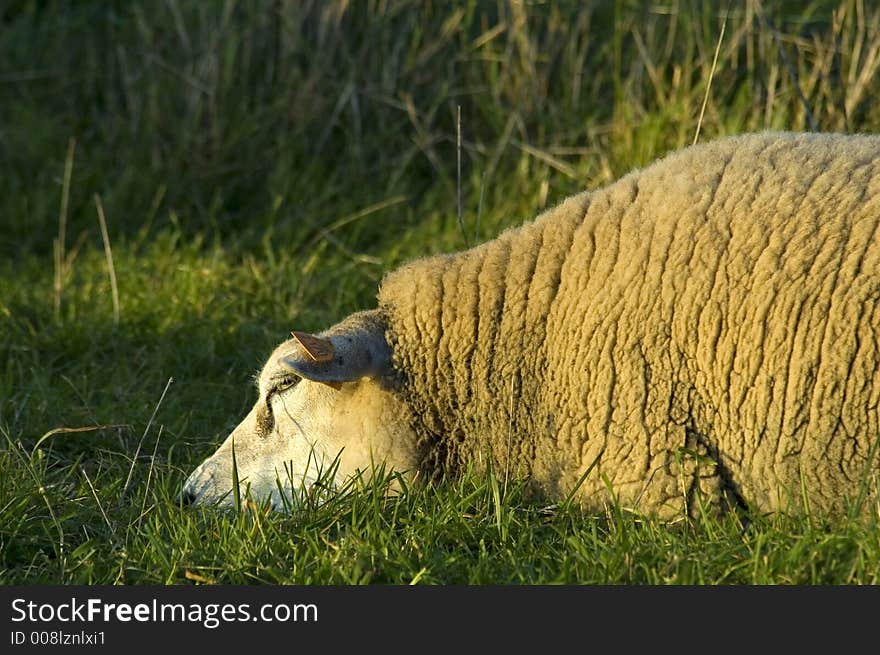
[{"xmin": 180, "ymin": 310, "xmax": 417, "ymax": 509}]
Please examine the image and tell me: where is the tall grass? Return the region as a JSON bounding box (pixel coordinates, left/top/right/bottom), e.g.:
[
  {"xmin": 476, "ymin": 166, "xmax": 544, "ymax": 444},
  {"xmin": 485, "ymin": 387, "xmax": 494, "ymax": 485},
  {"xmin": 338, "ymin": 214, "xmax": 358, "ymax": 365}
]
[{"xmin": 1, "ymin": 1, "xmax": 879, "ymax": 584}]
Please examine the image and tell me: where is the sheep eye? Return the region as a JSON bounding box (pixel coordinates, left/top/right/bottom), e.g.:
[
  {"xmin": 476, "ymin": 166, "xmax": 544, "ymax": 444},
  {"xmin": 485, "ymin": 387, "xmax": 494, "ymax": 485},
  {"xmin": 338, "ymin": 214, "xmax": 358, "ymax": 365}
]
[{"xmin": 268, "ymin": 375, "xmax": 298, "ymax": 398}]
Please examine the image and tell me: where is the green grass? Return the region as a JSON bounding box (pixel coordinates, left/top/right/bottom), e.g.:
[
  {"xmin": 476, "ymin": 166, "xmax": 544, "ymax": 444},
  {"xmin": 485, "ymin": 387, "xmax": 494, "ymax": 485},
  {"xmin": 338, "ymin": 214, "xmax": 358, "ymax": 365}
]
[{"xmin": 2, "ymin": 0, "xmax": 880, "ymax": 584}]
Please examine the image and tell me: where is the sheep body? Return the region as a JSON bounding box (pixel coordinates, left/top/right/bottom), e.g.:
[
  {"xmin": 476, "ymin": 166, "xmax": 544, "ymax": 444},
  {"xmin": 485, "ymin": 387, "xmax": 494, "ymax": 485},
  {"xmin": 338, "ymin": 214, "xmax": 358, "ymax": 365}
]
[
  {"xmin": 182, "ymin": 132, "xmax": 880, "ymax": 517},
  {"xmin": 378, "ymin": 131, "xmax": 880, "ymax": 516}
]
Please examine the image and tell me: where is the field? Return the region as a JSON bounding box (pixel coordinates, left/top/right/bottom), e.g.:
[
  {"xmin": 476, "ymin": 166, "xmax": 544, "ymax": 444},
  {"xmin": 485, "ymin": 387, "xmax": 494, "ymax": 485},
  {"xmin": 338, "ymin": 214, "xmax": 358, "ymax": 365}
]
[{"xmin": 2, "ymin": 0, "xmax": 880, "ymax": 584}]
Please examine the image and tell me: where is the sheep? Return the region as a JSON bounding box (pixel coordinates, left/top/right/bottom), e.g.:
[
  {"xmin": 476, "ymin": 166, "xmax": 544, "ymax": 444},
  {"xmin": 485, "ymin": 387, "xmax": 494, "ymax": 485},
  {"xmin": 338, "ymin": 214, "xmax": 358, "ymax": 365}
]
[{"xmin": 181, "ymin": 131, "xmax": 880, "ymax": 518}]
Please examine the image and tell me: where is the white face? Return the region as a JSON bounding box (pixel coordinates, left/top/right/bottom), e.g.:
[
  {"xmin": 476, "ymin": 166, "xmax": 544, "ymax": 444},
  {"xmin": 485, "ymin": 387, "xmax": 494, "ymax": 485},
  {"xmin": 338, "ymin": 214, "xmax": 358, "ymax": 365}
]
[{"xmin": 181, "ymin": 338, "xmax": 418, "ymax": 510}]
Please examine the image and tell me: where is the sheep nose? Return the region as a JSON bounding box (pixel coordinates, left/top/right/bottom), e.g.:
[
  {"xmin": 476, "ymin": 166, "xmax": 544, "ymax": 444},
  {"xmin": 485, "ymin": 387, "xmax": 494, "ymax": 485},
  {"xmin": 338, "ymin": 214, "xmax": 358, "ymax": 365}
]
[{"xmin": 176, "ymin": 488, "xmax": 197, "ymax": 507}]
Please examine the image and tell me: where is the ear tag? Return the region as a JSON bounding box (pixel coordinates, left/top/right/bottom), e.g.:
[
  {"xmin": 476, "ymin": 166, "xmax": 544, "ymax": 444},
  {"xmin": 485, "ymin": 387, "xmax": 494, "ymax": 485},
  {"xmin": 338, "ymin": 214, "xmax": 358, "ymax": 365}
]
[{"xmin": 290, "ymin": 331, "xmax": 335, "ymax": 363}]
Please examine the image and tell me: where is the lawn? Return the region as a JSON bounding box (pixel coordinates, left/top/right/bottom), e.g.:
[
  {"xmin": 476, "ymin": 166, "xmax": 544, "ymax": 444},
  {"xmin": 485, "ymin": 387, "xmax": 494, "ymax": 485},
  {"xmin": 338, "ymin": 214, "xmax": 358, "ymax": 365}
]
[{"xmin": 1, "ymin": 0, "xmax": 879, "ymax": 584}]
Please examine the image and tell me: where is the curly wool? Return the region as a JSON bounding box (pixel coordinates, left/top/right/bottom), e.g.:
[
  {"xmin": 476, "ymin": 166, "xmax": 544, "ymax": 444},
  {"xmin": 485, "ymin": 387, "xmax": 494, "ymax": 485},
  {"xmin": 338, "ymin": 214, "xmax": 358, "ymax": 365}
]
[{"xmin": 377, "ymin": 132, "xmax": 880, "ymax": 517}]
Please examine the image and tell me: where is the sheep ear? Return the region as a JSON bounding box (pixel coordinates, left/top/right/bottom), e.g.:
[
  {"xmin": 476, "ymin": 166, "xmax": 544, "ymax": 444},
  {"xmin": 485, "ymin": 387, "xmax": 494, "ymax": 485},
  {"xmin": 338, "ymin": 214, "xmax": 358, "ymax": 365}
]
[
  {"xmin": 279, "ymin": 311, "xmax": 392, "ymax": 387},
  {"xmin": 290, "ymin": 331, "xmax": 335, "ymax": 363},
  {"xmin": 286, "ymin": 332, "xmax": 342, "ymax": 389}
]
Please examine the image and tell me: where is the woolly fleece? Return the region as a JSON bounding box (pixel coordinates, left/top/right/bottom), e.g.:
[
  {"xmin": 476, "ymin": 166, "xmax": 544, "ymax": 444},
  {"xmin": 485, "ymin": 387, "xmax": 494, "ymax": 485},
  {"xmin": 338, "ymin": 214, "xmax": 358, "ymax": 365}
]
[{"xmin": 377, "ymin": 132, "xmax": 880, "ymax": 517}]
